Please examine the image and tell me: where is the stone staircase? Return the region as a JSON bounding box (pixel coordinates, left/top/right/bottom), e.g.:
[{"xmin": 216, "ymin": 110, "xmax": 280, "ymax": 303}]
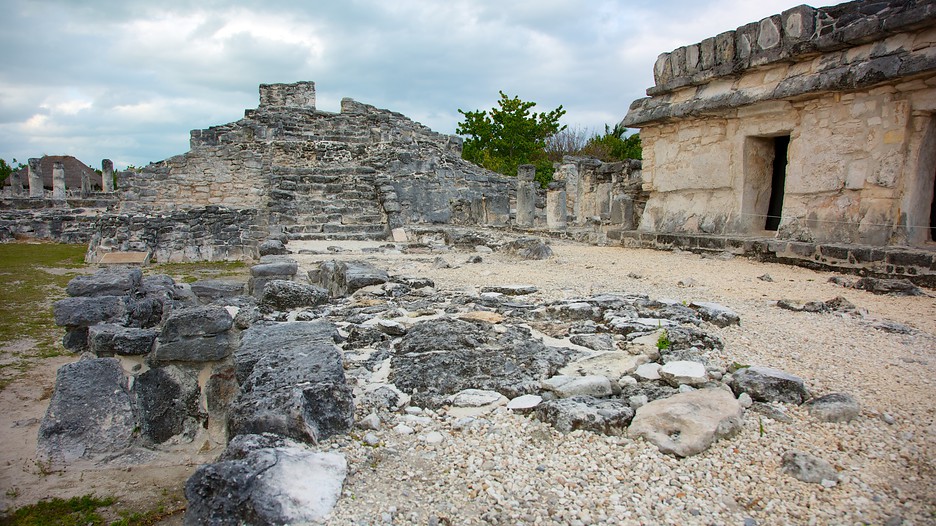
[{"xmin": 268, "ymin": 166, "xmax": 389, "ymax": 241}]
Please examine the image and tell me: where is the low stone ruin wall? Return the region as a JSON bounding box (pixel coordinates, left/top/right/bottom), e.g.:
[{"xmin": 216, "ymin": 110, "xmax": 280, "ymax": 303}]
[
  {"xmin": 87, "ymin": 206, "xmax": 267, "ymax": 263},
  {"xmin": 0, "ymin": 202, "xmax": 116, "ymax": 244}
]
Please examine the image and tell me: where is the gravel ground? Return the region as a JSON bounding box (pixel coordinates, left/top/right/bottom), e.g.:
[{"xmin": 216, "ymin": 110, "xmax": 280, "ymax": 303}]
[{"xmin": 288, "ymin": 237, "xmax": 936, "ymax": 526}]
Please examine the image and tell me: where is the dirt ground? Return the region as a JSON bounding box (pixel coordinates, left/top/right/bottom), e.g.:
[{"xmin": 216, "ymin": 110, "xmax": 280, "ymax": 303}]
[{"xmin": 1, "ymin": 238, "xmax": 934, "ymax": 523}]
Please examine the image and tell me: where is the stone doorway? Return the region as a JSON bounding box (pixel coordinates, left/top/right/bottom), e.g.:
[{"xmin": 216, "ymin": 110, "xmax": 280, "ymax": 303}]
[
  {"xmin": 742, "ymin": 134, "xmax": 790, "ymax": 233},
  {"xmin": 765, "ymin": 136, "xmax": 790, "ymax": 231}
]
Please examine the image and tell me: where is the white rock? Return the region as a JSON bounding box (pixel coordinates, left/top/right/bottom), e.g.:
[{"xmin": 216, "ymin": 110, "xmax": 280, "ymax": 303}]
[
  {"xmin": 618, "ymin": 375, "xmax": 638, "ymax": 386},
  {"xmin": 393, "ymin": 424, "xmax": 414, "ymax": 435},
  {"xmin": 506, "ymin": 394, "xmax": 543, "ymax": 410},
  {"xmin": 421, "ymin": 431, "xmax": 445, "ymax": 444},
  {"xmin": 542, "ymin": 375, "xmax": 612, "ymax": 398},
  {"xmin": 659, "ymin": 360, "xmax": 708, "ymax": 387},
  {"xmin": 634, "ymin": 363, "xmax": 662, "ymax": 381},
  {"xmin": 738, "ymin": 392, "xmax": 753, "ymax": 408},
  {"xmin": 450, "ymin": 389, "xmax": 507, "ymax": 407},
  {"xmin": 629, "ymin": 388, "xmax": 744, "ymax": 457},
  {"xmin": 559, "ymin": 352, "xmax": 649, "ymax": 381},
  {"xmin": 404, "ymin": 406, "xmax": 424, "ymax": 415},
  {"xmin": 362, "ymin": 432, "xmax": 380, "ymax": 446},
  {"xmin": 358, "ymin": 413, "xmax": 381, "ymax": 430}
]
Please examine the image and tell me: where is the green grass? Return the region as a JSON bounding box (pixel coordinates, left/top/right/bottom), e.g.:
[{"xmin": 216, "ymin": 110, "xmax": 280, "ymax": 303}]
[
  {"xmin": 0, "ymin": 495, "xmax": 115, "ymax": 526},
  {"xmin": 150, "ymin": 259, "xmax": 247, "ymax": 283},
  {"xmin": 0, "ymin": 243, "xmax": 86, "ymax": 391}
]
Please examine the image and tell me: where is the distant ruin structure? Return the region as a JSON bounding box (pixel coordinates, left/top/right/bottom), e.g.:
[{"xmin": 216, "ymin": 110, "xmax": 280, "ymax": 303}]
[
  {"xmin": 94, "ymin": 81, "xmax": 511, "ymax": 260},
  {"xmin": 624, "ymin": 0, "xmax": 936, "ymax": 247}
]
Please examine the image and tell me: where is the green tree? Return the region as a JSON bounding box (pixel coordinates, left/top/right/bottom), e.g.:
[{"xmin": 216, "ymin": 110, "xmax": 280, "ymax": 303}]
[
  {"xmin": 457, "ymin": 92, "xmax": 566, "ymax": 186},
  {"xmin": 580, "ymin": 124, "xmax": 642, "ymax": 161},
  {"xmin": 0, "ymin": 158, "xmax": 12, "ymax": 184}
]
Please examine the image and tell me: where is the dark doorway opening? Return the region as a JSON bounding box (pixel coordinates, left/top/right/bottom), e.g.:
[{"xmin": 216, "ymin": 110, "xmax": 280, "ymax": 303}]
[{"xmin": 765, "ymin": 135, "xmax": 790, "ymax": 231}]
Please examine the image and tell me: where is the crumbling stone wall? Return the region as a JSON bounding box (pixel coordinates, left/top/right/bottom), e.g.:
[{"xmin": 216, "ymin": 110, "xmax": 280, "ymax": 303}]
[
  {"xmin": 551, "ymin": 157, "xmax": 646, "ymax": 229},
  {"xmin": 624, "ymin": 0, "xmax": 936, "ymax": 246},
  {"xmin": 88, "ymin": 207, "xmax": 265, "ymax": 263}
]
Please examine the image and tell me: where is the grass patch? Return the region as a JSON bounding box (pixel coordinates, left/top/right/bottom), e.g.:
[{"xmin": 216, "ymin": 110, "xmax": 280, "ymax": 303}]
[
  {"xmin": 0, "ymin": 494, "xmax": 115, "ymax": 526},
  {"xmin": 150, "ymin": 260, "xmax": 247, "ymax": 284},
  {"xmin": 0, "ymin": 243, "xmax": 86, "ymax": 391}
]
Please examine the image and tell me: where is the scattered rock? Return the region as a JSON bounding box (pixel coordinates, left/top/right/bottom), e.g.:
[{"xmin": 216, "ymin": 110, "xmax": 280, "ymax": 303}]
[
  {"xmin": 535, "ymin": 396, "xmax": 634, "ymax": 434},
  {"xmin": 87, "ymin": 323, "xmax": 157, "ymax": 356},
  {"xmin": 317, "ymin": 260, "xmax": 390, "ymax": 297},
  {"xmin": 757, "ymin": 274, "xmax": 774, "ymax": 282},
  {"xmin": 184, "ymin": 433, "xmax": 346, "ymax": 526},
  {"xmin": 450, "ymin": 389, "xmax": 506, "ymax": 408},
  {"xmin": 781, "ymin": 450, "xmax": 838, "ymax": 484},
  {"xmin": 480, "ymin": 285, "xmax": 538, "ymax": 296},
  {"xmin": 542, "ymin": 375, "xmax": 613, "ymax": 398},
  {"xmin": 229, "ymin": 321, "xmax": 354, "ymax": 444},
  {"xmin": 457, "ymin": 311, "xmax": 504, "ymax": 324},
  {"xmin": 390, "ymin": 318, "xmax": 571, "ymax": 407},
  {"xmin": 729, "ymin": 366, "xmax": 810, "ymax": 404},
  {"xmin": 38, "ymin": 357, "xmax": 137, "ymax": 464},
  {"xmin": 66, "ymin": 268, "xmax": 142, "ymax": 298},
  {"xmin": 559, "ymin": 352, "xmax": 648, "ymax": 381},
  {"xmin": 689, "ymin": 301, "xmax": 740, "ymax": 327},
  {"xmin": 53, "ymin": 295, "xmax": 127, "ymax": 328},
  {"xmin": 504, "ymin": 238, "xmax": 553, "ymax": 260},
  {"xmin": 805, "ymin": 393, "xmax": 860, "ymax": 423},
  {"xmin": 568, "ymin": 333, "xmax": 615, "ymax": 352},
  {"xmin": 852, "ymin": 277, "xmax": 923, "ymax": 296},
  {"xmin": 506, "ymin": 394, "xmax": 543, "ymax": 411},
  {"xmin": 258, "ymin": 239, "xmax": 288, "ymax": 256},
  {"xmin": 659, "ymin": 360, "xmax": 708, "ymax": 387},
  {"xmin": 189, "ymin": 280, "xmax": 246, "ymax": 303},
  {"xmin": 135, "ymin": 365, "xmax": 203, "ymax": 444},
  {"xmin": 154, "ymin": 305, "xmax": 234, "ymax": 363},
  {"xmin": 629, "ymin": 388, "xmax": 744, "ymax": 457},
  {"xmin": 634, "ymin": 362, "xmax": 662, "ymax": 381},
  {"xmin": 358, "ymin": 413, "xmax": 381, "ymax": 431},
  {"xmin": 260, "ymin": 280, "xmax": 328, "ymax": 311}
]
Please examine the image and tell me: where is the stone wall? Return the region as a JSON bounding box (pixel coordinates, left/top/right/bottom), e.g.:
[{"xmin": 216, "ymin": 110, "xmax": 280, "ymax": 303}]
[
  {"xmin": 87, "ymin": 206, "xmax": 266, "ymax": 263},
  {"xmin": 624, "ymin": 0, "xmax": 936, "ymax": 246}
]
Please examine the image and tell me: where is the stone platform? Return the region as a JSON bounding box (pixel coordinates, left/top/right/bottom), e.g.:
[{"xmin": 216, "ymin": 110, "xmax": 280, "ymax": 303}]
[{"xmin": 607, "ymin": 229, "xmax": 936, "ymax": 288}]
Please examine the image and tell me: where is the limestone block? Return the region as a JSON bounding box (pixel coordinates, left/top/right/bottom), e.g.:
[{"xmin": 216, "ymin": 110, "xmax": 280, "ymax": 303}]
[{"xmin": 782, "ymin": 5, "xmax": 817, "ymax": 44}]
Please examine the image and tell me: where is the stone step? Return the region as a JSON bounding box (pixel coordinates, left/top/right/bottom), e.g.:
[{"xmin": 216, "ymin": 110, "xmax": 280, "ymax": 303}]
[{"xmin": 287, "ymin": 232, "xmax": 389, "ymax": 241}]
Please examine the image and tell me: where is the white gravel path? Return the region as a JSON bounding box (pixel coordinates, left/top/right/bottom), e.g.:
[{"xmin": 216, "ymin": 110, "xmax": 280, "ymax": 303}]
[{"xmin": 289, "ymin": 238, "xmax": 936, "ymax": 526}]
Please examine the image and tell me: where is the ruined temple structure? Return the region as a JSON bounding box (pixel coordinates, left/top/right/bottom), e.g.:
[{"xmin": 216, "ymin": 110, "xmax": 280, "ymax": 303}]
[
  {"xmin": 96, "ymin": 81, "xmax": 511, "ymax": 261},
  {"xmin": 624, "ymin": 0, "xmax": 936, "ymax": 247}
]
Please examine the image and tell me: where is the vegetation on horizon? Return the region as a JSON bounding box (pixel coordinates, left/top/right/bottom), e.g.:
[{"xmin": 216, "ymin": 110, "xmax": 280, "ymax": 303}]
[{"xmin": 456, "ymin": 93, "xmax": 641, "ymax": 186}]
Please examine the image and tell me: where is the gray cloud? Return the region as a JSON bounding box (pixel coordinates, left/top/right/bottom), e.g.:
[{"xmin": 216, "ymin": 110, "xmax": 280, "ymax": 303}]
[{"xmin": 0, "ymin": 0, "xmax": 798, "ymax": 169}]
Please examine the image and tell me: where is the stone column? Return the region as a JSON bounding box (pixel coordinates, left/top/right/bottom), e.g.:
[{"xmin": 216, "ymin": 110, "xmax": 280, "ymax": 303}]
[
  {"xmin": 52, "ymin": 162, "xmax": 66, "ymax": 199},
  {"xmin": 80, "ymin": 168, "xmax": 91, "ymax": 198},
  {"xmin": 611, "ymin": 196, "xmax": 635, "ymax": 229},
  {"xmin": 28, "ymin": 158, "xmax": 43, "ymax": 198},
  {"xmin": 546, "ymin": 182, "xmax": 568, "ymax": 229},
  {"xmin": 8, "ymin": 169, "xmax": 24, "ymax": 197},
  {"xmin": 102, "ymin": 159, "xmax": 114, "ymax": 192},
  {"xmin": 516, "ymin": 164, "xmax": 536, "ymax": 227}
]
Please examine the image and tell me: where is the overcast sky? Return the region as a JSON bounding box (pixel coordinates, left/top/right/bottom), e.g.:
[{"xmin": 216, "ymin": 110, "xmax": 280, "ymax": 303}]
[{"xmin": 0, "ymin": 0, "xmax": 801, "ymax": 170}]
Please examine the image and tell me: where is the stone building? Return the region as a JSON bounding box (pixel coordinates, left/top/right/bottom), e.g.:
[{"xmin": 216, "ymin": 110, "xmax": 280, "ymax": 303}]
[{"xmin": 623, "ymin": 0, "xmax": 936, "ymax": 247}]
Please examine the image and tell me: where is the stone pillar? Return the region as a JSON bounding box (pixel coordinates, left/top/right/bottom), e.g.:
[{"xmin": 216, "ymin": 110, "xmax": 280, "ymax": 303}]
[
  {"xmin": 555, "ymin": 162, "xmax": 578, "ymax": 223},
  {"xmin": 102, "ymin": 159, "xmax": 114, "ymax": 192},
  {"xmin": 546, "ymin": 182, "xmax": 568, "ymax": 229},
  {"xmin": 52, "ymin": 162, "xmax": 66, "ymax": 199},
  {"xmin": 596, "ymin": 181, "xmax": 613, "ymax": 221},
  {"xmin": 28, "ymin": 158, "xmax": 43, "ymax": 198},
  {"xmin": 516, "ymin": 165, "xmax": 536, "ymax": 227},
  {"xmin": 8, "ymin": 168, "xmax": 24, "ymax": 197},
  {"xmin": 80, "ymin": 168, "xmax": 91, "ymax": 198},
  {"xmin": 611, "ymin": 196, "xmax": 635, "ymax": 229}
]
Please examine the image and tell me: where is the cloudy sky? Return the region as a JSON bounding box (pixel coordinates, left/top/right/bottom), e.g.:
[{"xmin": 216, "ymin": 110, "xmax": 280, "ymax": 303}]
[{"xmin": 0, "ymin": 0, "xmax": 800, "ymax": 170}]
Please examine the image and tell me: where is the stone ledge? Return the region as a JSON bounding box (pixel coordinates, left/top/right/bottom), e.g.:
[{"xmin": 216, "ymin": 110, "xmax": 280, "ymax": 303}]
[{"xmin": 606, "ymin": 229, "xmax": 936, "ymax": 288}]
